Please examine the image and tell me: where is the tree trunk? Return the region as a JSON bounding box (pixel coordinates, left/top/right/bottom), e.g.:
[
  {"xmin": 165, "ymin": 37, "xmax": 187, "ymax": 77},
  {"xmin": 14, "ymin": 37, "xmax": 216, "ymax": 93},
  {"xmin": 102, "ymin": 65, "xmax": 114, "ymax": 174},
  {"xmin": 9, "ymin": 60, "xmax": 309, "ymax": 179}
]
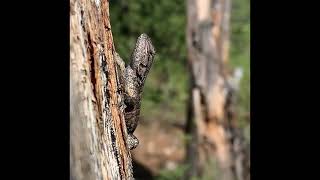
[
  {"xmin": 70, "ymin": 0, "xmax": 134, "ymax": 179},
  {"xmin": 185, "ymin": 0, "xmax": 248, "ymax": 180}
]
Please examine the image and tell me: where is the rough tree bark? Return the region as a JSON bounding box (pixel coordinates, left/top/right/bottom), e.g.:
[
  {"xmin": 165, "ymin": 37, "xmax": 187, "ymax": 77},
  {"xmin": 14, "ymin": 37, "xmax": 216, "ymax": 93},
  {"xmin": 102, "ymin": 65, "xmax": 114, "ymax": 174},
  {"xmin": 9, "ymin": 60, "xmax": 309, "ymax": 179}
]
[
  {"xmin": 70, "ymin": 0, "xmax": 134, "ymax": 179},
  {"xmin": 185, "ymin": 0, "xmax": 249, "ymax": 180}
]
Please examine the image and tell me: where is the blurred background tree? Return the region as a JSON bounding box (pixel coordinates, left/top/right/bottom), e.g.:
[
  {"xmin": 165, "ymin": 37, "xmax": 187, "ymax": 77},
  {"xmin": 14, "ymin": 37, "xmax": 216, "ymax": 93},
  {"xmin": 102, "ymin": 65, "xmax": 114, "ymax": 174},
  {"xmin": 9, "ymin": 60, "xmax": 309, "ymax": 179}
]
[{"xmin": 109, "ymin": 0, "xmax": 249, "ymax": 179}]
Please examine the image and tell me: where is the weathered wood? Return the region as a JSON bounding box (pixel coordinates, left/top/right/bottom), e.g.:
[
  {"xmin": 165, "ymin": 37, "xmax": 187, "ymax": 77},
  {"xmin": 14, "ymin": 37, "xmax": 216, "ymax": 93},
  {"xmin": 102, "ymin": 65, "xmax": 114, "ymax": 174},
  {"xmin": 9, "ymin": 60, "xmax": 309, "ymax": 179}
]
[
  {"xmin": 185, "ymin": 0, "xmax": 249, "ymax": 180},
  {"xmin": 70, "ymin": 0, "xmax": 134, "ymax": 179}
]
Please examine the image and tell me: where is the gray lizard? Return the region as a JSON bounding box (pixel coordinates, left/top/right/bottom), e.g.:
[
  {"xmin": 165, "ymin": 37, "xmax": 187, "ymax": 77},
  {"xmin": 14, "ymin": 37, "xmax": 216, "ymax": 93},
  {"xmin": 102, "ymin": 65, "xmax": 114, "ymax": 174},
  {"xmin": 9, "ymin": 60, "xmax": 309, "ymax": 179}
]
[{"xmin": 114, "ymin": 33, "xmax": 156, "ymax": 150}]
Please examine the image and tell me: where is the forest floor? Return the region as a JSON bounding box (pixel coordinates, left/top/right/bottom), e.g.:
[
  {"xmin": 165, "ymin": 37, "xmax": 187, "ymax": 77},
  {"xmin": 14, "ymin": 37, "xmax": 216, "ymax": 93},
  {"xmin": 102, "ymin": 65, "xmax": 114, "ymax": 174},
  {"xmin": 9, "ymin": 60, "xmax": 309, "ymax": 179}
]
[{"xmin": 131, "ymin": 118, "xmax": 186, "ymax": 179}]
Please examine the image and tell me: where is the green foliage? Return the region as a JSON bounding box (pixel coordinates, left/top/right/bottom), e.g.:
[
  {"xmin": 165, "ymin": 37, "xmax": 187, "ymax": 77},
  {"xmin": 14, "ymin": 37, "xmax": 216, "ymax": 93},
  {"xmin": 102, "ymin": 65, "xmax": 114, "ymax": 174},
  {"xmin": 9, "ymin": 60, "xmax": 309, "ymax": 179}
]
[
  {"xmin": 110, "ymin": 0, "xmax": 250, "ymax": 125},
  {"xmin": 155, "ymin": 164, "xmax": 189, "ymax": 180},
  {"xmin": 110, "ymin": 0, "xmax": 188, "ymax": 123},
  {"xmin": 110, "ymin": 0, "xmax": 249, "ymax": 177},
  {"xmin": 200, "ymin": 158, "xmax": 220, "ymax": 180},
  {"xmin": 230, "ymin": 0, "xmax": 250, "ymax": 133},
  {"xmin": 154, "ymin": 158, "xmax": 220, "ymax": 180}
]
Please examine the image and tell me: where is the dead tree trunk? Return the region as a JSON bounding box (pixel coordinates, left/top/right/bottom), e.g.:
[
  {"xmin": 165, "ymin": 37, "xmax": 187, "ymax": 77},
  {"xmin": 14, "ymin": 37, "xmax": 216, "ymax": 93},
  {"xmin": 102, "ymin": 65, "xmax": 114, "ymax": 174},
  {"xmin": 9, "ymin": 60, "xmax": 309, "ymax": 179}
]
[
  {"xmin": 185, "ymin": 0, "xmax": 248, "ymax": 180},
  {"xmin": 70, "ymin": 0, "xmax": 134, "ymax": 179}
]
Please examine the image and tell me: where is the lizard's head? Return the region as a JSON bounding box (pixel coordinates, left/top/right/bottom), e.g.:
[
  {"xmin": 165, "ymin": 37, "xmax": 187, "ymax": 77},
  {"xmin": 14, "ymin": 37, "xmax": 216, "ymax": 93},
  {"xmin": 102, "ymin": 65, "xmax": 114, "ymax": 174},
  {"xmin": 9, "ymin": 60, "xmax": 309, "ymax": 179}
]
[
  {"xmin": 130, "ymin": 33, "xmax": 156, "ymax": 84},
  {"xmin": 137, "ymin": 33, "xmax": 156, "ymax": 56}
]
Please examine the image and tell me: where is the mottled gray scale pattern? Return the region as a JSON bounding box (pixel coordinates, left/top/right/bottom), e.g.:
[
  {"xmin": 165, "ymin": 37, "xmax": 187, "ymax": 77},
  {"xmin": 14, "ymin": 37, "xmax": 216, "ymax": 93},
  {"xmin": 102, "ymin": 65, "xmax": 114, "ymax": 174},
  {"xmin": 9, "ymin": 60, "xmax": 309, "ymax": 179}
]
[
  {"xmin": 115, "ymin": 33, "xmax": 156, "ymax": 150},
  {"xmin": 130, "ymin": 33, "xmax": 156, "ymax": 86},
  {"xmin": 127, "ymin": 134, "xmax": 139, "ymax": 150}
]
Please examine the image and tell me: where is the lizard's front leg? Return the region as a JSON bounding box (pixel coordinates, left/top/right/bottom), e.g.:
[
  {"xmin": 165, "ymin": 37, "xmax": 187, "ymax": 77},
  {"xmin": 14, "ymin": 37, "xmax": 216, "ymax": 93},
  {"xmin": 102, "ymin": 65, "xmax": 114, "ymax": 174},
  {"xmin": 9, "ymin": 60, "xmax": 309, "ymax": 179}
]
[{"xmin": 115, "ymin": 52, "xmax": 125, "ymax": 72}]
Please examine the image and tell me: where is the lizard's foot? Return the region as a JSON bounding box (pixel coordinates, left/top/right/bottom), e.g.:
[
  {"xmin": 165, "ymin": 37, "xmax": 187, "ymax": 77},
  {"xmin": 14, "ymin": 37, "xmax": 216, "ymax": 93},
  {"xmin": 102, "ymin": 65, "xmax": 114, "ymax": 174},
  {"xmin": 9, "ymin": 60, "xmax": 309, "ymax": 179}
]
[{"xmin": 127, "ymin": 133, "xmax": 139, "ymax": 150}]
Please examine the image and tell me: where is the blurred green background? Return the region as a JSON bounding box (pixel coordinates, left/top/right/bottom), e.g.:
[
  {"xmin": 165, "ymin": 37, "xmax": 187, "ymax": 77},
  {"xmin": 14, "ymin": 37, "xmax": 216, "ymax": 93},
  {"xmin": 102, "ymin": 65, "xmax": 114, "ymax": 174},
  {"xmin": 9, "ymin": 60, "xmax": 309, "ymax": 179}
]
[
  {"xmin": 110, "ymin": 0, "xmax": 249, "ymax": 129},
  {"xmin": 110, "ymin": 0, "xmax": 188, "ymax": 124},
  {"xmin": 110, "ymin": 0, "xmax": 250, "ymax": 179},
  {"xmin": 110, "ymin": 0, "xmax": 249, "ymax": 178}
]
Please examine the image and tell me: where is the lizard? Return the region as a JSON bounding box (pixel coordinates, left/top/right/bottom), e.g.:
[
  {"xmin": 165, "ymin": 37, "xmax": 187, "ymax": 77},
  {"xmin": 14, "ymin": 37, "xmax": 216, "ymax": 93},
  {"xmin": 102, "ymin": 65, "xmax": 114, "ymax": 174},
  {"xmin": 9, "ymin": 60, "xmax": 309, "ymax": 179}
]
[{"xmin": 114, "ymin": 33, "xmax": 156, "ymax": 150}]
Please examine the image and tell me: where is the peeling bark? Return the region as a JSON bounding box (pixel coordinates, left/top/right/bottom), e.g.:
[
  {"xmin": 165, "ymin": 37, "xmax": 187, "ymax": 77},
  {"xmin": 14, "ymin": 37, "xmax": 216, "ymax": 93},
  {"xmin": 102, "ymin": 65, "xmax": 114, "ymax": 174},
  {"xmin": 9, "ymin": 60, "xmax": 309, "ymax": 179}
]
[{"xmin": 70, "ymin": 0, "xmax": 134, "ymax": 179}]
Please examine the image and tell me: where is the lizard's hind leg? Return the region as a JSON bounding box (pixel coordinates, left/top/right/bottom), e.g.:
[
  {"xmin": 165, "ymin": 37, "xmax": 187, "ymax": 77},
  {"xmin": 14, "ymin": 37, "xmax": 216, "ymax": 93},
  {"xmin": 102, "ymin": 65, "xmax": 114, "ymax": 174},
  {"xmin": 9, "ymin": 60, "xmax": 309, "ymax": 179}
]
[{"xmin": 127, "ymin": 134, "xmax": 139, "ymax": 150}]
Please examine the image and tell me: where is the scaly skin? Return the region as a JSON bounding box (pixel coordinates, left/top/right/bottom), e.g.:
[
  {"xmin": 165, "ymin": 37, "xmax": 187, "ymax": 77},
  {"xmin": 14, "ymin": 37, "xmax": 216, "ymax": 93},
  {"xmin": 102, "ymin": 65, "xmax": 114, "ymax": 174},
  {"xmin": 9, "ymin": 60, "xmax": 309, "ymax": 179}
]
[{"xmin": 115, "ymin": 33, "xmax": 156, "ymax": 150}]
